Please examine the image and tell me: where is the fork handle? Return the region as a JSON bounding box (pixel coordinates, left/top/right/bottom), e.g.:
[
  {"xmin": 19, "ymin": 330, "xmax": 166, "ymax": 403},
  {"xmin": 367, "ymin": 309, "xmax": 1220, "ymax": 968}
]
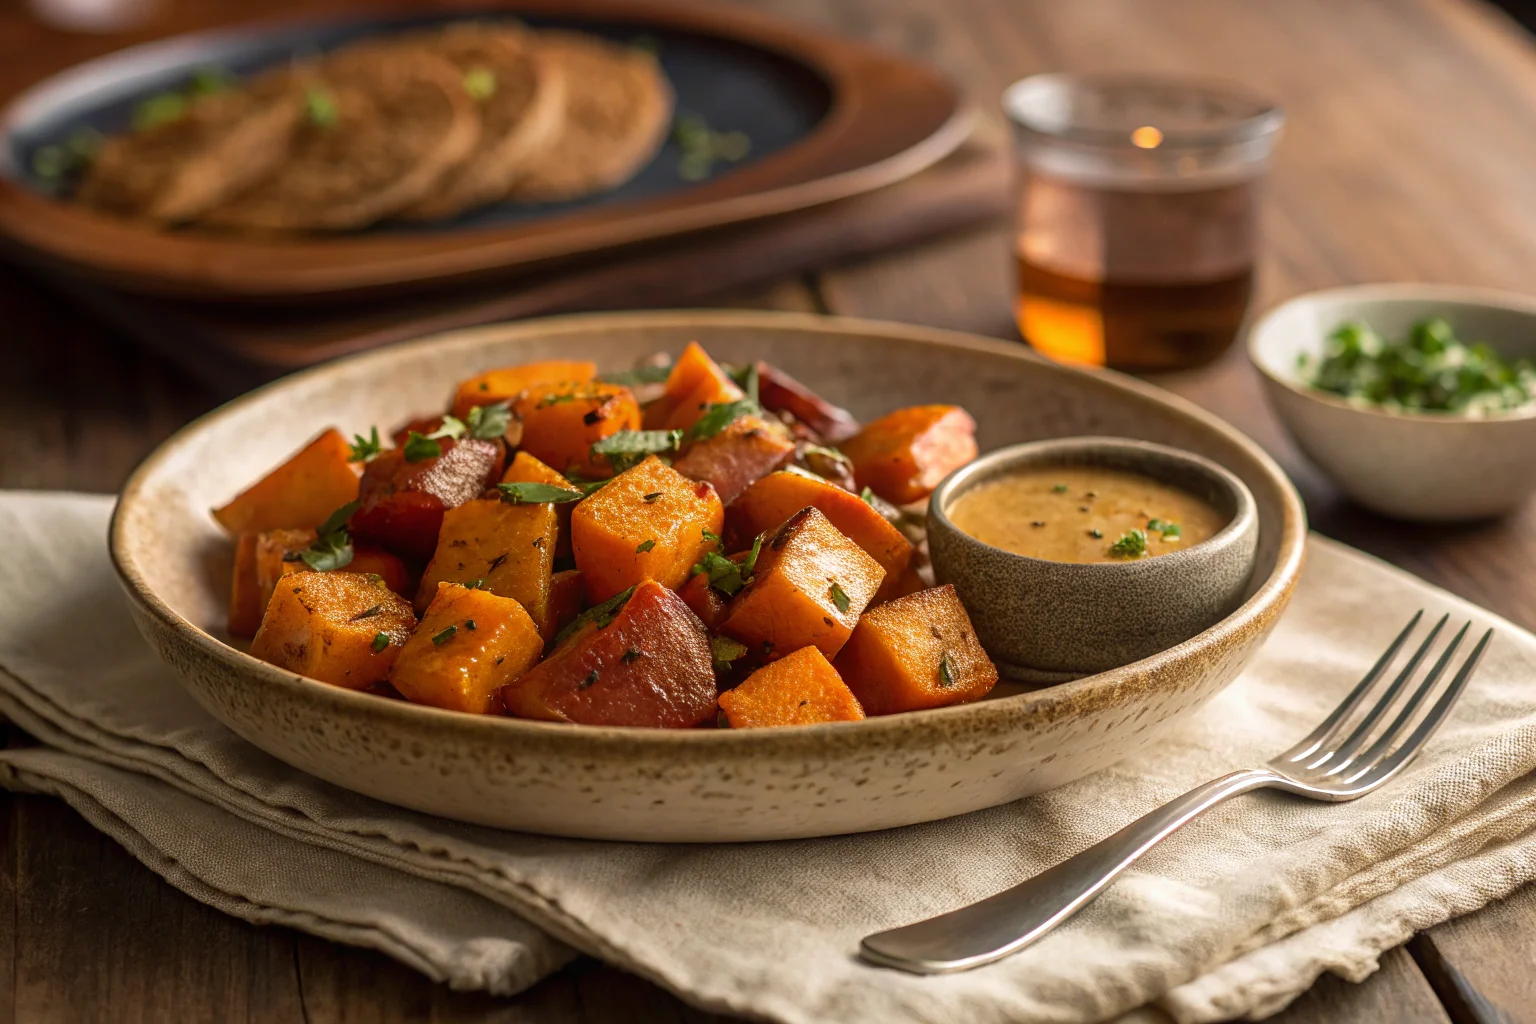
[{"xmin": 859, "ymin": 768, "xmax": 1278, "ymax": 974}]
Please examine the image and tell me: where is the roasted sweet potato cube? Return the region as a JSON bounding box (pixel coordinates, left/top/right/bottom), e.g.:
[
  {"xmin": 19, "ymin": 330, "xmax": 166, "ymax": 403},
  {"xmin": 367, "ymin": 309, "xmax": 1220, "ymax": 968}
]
[
  {"xmin": 730, "ymin": 469, "xmax": 914, "ymax": 600},
  {"xmin": 501, "ymin": 451, "xmax": 576, "ymax": 558},
  {"xmin": 249, "ymin": 571, "xmax": 416, "ymax": 689},
  {"xmin": 503, "ymin": 580, "xmax": 716, "ymax": 727},
  {"xmin": 514, "ymin": 381, "xmax": 642, "ymax": 478},
  {"xmin": 839, "ymin": 405, "xmax": 978, "ymax": 505},
  {"xmin": 414, "ymin": 496, "xmax": 557, "ymax": 629},
  {"xmin": 719, "ymin": 507, "xmax": 884, "ymax": 661},
  {"xmin": 449, "ymin": 360, "xmax": 597, "ymax": 419},
  {"xmin": 537, "ymin": 569, "xmax": 586, "ymax": 643},
  {"xmin": 571, "ymin": 455, "xmax": 724, "ymax": 602},
  {"xmin": 389, "ymin": 583, "xmax": 544, "ymax": 714},
  {"xmin": 679, "ymin": 570, "xmax": 729, "ymax": 632},
  {"xmin": 255, "ymin": 527, "xmax": 317, "ymax": 615},
  {"xmin": 350, "ymin": 546, "xmax": 415, "ymax": 597},
  {"xmin": 833, "ymin": 584, "xmax": 998, "ymax": 715},
  {"xmin": 717, "ymin": 646, "xmax": 865, "ymax": 727},
  {"xmin": 228, "ymin": 532, "xmax": 263, "ymax": 637},
  {"xmin": 673, "ymin": 415, "xmax": 795, "ymax": 505},
  {"xmin": 643, "ymin": 342, "xmax": 744, "ymax": 432},
  {"xmin": 212, "ymin": 428, "xmax": 362, "ymax": 535},
  {"xmin": 350, "ymin": 438, "xmax": 502, "ymax": 562}
]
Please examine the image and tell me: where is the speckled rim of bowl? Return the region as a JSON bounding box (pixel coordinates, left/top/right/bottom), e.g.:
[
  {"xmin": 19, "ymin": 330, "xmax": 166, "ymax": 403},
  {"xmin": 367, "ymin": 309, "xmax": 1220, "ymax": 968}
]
[
  {"xmin": 1248, "ymin": 282, "xmax": 1536, "ymax": 424},
  {"xmin": 929, "ymin": 435, "xmax": 1258, "ymax": 574},
  {"xmin": 108, "ymin": 309, "xmax": 1307, "ymax": 759}
]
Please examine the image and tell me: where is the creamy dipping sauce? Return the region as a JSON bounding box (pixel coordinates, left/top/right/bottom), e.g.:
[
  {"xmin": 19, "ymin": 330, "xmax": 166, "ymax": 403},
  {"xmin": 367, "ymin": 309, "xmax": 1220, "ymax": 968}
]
[{"xmin": 948, "ymin": 466, "xmax": 1227, "ymax": 564}]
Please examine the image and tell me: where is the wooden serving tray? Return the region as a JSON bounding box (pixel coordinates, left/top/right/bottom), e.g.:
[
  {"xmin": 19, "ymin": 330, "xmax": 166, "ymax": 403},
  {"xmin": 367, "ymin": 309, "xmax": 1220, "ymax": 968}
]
[{"xmin": 0, "ymin": 0, "xmax": 967, "ymax": 300}]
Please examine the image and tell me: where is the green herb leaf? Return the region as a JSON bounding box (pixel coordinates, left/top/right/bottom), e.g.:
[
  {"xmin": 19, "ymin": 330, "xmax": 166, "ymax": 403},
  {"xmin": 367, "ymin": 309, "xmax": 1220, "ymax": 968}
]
[
  {"xmin": 938, "ymin": 652, "xmax": 957, "ymax": 688},
  {"xmin": 402, "ymin": 432, "xmax": 442, "ymax": 462},
  {"xmin": 316, "ymin": 501, "xmax": 360, "ymax": 538},
  {"xmin": 1146, "ymin": 518, "xmax": 1182, "ymax": 539},
  {"xmin": 431, "ymin": 625, "xmax": 457, "ymax": 645},
  {"xmin": 829, "ymin": 581, "xmax": 851, "ymax": 614},
  {"xmin": 496, "ymin": 482, "xmax": 585, "ymax": 504},
  {"xmin": 428, "ymin": 416, "xmax": 467, "ymax": 441},
  {"xmin": 349, "ymin": 604, "xmax": 381, "ymax": 622},
  {"xmin": 294, "ymin": 501, "xmax": 360, "ymax": 572},
  {"xmin": 635, "ymin": 539, "xmax": 656, "ymax": 554},
  {"xmin": 1109, "ymin": 529, "xmax": 1148, "ymax": 558},
  {"xmin": 710, "ymin": 635, "xmax": 749, "ymax": 668},
  {"xmin": 463, "ymin": 66, "xmax": 496, "ymax": 101},
  {"xmin": 305, "ymin": 87, "xmax": 338, "ymax": 127},
  {"xmin": 465, "ymin": 402, "xmax": 512, "ymax": 441},
  {"xmin": 1052, "ymin": 483, "xmax": 1069, "ymax": 493},
  {"xmin": 691, "ymin": 551, "xmax": 751, "ymax": 597},
  {"xmin": 371, "ymin": 632, "xmax": 390, "ymax": 653},
  {"xmin": 552, "ymin": 585, "xmax": 637, "ymax": 649},
  {"xmin": 701, "ymin": 529, "xmax": 721, "ymax": 545},
  {"xmin": 347, "ymin": 426, "xmax": 381, "ymax": 463},
  {"xmin": 859, "ymin": 486, "xmax": 876, "ymax": 505},
  {"xmin": 132, "ymin": 92, "xmax": 188, "ymax": 131},
  {"xmin": 686, "ymin": 398, "xmax": 760, "ymax": 442},
  {"xmin": 599, "ymin": 364, "xmax": 673, "ymax": 387},
  {"xmin": 590, "ymin": 429, "xmax": 683, "ymax": 472},
  {"xmin": 741, "ymin": 533, "xmax": 763, "ymax": 575}
]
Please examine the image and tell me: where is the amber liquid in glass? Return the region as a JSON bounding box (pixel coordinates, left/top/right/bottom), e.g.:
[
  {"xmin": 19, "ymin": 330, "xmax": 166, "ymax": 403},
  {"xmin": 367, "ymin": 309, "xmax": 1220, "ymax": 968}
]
[{"xmin": 1013, "ymin": 171, "xmax": 1259, "ymax": 370}]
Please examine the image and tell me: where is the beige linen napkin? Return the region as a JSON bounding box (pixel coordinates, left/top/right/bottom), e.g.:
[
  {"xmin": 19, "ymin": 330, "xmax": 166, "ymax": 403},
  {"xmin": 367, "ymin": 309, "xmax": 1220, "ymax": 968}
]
[{"xmin": 1, "ymin": 490, "xmax": 1534, "ymax": 1023}]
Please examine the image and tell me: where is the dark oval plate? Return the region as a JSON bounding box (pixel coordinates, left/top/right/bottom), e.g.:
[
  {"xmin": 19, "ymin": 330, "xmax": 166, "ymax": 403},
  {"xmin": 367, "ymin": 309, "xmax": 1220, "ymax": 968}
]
[{"xmin": 0, "ymin": 0, "xmax": 966, "ymax": 300}]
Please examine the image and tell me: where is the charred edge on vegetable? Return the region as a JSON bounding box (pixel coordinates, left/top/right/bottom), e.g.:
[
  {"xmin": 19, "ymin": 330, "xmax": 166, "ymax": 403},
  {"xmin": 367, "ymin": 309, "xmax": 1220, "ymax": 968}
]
[{"xmin": 622, "ymin": 647, "xmax": 641, "ymax": 663}]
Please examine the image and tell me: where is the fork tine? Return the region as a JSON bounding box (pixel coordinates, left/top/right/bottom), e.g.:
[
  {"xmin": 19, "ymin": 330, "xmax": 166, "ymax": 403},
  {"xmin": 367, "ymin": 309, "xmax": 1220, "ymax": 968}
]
[
  {"xmin": 1349, "ymin": 628, "xmax": 1492, "ymax": 787},
  {"xmin": 1282, "ymin": 610, "xmax": 1424, "ymax": 764},
  {"xmin": 1328, "ymin": 622, "xmax": 1469, "ymax": 779}
]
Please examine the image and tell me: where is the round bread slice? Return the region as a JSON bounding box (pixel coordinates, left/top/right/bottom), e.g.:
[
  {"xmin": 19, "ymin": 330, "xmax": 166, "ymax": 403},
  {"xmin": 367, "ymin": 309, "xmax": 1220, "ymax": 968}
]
[
  {"xmin": 396, "ymin": 23, "xmax": 568, "ymax": 220},
  {"xmin": 201, "ymin": 51, "xmax": 479, "ymax": 232},
  {"xmin": 507, "ymin": 31, "xmax": 674, "ymax": 203},
  {"xmin": 75, "ymin": 87, "xmax": 304, "ymax": 224}
]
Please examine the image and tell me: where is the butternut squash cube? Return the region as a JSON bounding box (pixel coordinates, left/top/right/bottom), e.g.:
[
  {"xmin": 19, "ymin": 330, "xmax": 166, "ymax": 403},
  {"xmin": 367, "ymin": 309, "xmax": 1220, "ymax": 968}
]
[
  {"xmin": 254, "ymin": 527, "xmax": 318, "ymax": 616},
  {"xmin": 503, "ymin": 580, "xmax": 716, "ymax": 727},
  {"xmin": 833, "ymin": 584, "xmax": 998, "ymax": 715},
  {"xmin": 449, "ymin": 360, "xmax": 596, "ymax": 419},
  {"xmin": 730, "ymin": 469, "xmax": 914, "ymax": 600},
  {"xmin": 501, "ymin": 451, "xmax": 576, "ymax": 558},
  {"xmin": 643, "ymin": 341, "xmax": 744, "ymax": 432},
  {"xmin": 389, "ymin": 582, "xmax": 545, "ymax": 714},
  {"xmin": 538, "ymin": 569, "xmax": 586, "ymax": 643},
  {"xmin": 839, "ymin": 405, "xmax": 978, "ymax": 505},
  {"xmin": 249, "ymin": 571, "xmax": 416, "ymax": 689},
  {"xmin": 717, "ymin": 646, "xmax": 865, "ymax": 728},
  {"xmin": 719, "ymin": 507, "xmax": 885, "ymax": 661},
  {"xmin": 679, "ymin": 569, "xmax": 729, "ymax": 632},
  {"xmin": 212, "ymin": 428, "xmax": 362, "ymax": 535},
  {"xmin": 514, "ymin": 381, "xmax": 641, "ymax": 478},
  {"xmin": 571, "ymin": 455, "xmax": 724, "ymax": 602},
  {"xmin": 673, "ymin": 415, "xmax": 795, "ymax": 505},
  {"xmin": 414, "ymin": 496, "xmax": 558, "ymax": 630},
  {"xmin": 228, "ymin": 532, "xmax": 263, "ymax": 637}
]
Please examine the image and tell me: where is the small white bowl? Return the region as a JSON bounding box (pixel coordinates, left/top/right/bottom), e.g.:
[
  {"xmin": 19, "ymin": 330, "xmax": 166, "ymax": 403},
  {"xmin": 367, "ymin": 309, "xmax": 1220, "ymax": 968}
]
[{"xmin": 1248, "ymin": 284, "xmax": 1536, "ymax": 521}]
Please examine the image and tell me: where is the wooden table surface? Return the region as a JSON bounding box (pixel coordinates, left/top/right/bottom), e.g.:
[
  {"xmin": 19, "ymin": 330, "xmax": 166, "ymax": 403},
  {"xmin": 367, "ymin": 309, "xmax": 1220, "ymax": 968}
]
[{"xmin": 3, "ymin": 0, "xmax": 1536, "ymax": 1021}]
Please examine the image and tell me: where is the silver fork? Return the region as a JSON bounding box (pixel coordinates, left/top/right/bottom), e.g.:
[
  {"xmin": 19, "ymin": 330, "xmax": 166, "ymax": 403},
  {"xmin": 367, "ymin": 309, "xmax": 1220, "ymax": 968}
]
[{"xmin": 859, "ymin": 611, "xmax": 1493, "ymax": 975}]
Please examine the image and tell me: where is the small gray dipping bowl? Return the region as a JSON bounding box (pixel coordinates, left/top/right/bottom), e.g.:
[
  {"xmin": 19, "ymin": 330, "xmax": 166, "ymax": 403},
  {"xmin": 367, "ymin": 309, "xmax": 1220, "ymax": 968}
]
[{"xmin": 928, "ymin": 437, "xmax": 1260, "ymax": 681}]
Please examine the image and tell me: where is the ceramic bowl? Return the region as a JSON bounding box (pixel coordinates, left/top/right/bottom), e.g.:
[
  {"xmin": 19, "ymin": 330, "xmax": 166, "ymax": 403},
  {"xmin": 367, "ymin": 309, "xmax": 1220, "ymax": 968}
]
[
  {"xmin": 928, "ymin": 437, "xmax": 1259, "ymax": 679},
  {"xmin": 1249, "ymin": 283, "xmax": 1536, "ymax": 521},
  {"xmin": 111, "ymin": 310, "xmax": 1306, "ymax": 842}
]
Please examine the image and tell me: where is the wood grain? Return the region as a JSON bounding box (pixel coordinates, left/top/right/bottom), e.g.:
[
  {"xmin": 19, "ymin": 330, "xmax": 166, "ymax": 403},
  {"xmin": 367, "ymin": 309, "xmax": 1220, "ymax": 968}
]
[{"xmin": 1412, "ymin": 886, "xmax": 1536, "ymax": 1024}]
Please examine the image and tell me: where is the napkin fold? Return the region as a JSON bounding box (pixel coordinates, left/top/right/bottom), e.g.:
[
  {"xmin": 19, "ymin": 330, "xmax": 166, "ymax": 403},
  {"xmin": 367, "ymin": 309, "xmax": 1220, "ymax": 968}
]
[{"xmin": 1, "ymin": 490, "xmax": 1534, "ymax": 1023}]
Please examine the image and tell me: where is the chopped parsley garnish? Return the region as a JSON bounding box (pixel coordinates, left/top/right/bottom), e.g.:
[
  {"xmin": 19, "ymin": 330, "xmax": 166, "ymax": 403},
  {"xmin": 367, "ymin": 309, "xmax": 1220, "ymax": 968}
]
[
  {"xmin": 431, "ymin": 625, "xmax": 457, "ymax": 645},
  {"xmin": 673, "ymin": 112, "xmax": 752, "ymax": 182},
  {"xmin": 1301, "ymin": 317, "xmax": 1536, "ymax": 415},
  {"xmin": 829, "ymin": 581, "xmax": 851, "ymax": 614},
  {"xmin": 463, "ymin": 66, "xmax": 496, "ymax": 101},
  {"xmin": 701, "ymin": 529, "xmax": 721, "ymax": 545},
  {"xmin": 465, "ymin": 402, "xmax": 512, "ymax": 440},
  {"xmin": 635, "ymin": 539, "xmax": 656, "ymax": 554},
  {"xmin": 1088, "ymin": 529, "xmax": 1103, "ymax": 539},
  {"xmin": 1109, "ymin": 529, "xmax": 1148, "ymax": 558},
  {"xmin": 552, "ymin": 585, "xmax": 637, "ymax": 648},
  {"xmin": 1052, "ymin": 484, "xmax": 1069, "ymax": 493},
  {"xmin": 710, "ymin": 635, "xmax": 749, "ymax": 668},
  {"xmin": 294, "ymin": 501, "xmax": 359, "ymax": 572},
  {"xmin": 497, "ymin": 482, "xmax": 585, "ymax": 504},
  {"xmin": 686, "ymin": 396, "xmax": 760, "ymax": 442},
  {"xmin": 742, "ymin": 533, "xmax": 763, "ymax": 575},
  {"xmin": 599, "ymin": 363, "xmax": 673, "ymax": 387},
  {"xmin": 463, "ymin": 578, "xmax": 487, "ymax": 590},
  {"xmin": 347, "ymin": 426, "xmax": 382, "ymax": 463},
  {"xmin": 938, "ymin": 652, "xmax": 957, "ymax": 688},
  {"xmin": 691, "ymin": 551, "xmax": 748, "ymax": 595},
  {"xmin": 859, "ymin": 486, "xmax": 876, "ymax": 505},
  {"xmin": 1146, "ymin": 518, "xmax": 1182, "ymax": 539},
  {"xmin": 402, "ymin": 431, "xmax": 442, "ymax": 462},
  {"xmin": 349, "ymin": 604, "xmax": 381, "ymax": 621},
  {"xmin": 370, "ymin": 632, "xmax": 390, "ymax": 653},
  {"xmin": 305, "ymin": 87, "xmax": 338, "ymax": 127},
  {"xmin": 589, "ymin": 429, "xmax": 683, "ymax": 472}
]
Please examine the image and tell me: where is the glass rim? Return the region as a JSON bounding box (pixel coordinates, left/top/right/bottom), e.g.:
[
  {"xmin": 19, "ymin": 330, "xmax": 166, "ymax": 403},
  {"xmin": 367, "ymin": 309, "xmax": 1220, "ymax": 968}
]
[{"xmin": 1002, "ymin": 72, "xmax": 1284, "ymax": 150}]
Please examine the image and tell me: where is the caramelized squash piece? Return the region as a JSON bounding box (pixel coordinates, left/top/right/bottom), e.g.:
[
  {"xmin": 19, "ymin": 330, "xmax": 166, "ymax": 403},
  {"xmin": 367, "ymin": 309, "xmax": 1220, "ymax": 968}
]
[
  {"xmin": 212, "ymin": 428, "xmax": 362, "ymax": 535},
  {"xmin": 251, "ymin": 529, "xmax": 413, "ymax": 627},
  {"xmin": 643, "ymin": 341, "xmax": 744, "ymax": 432},
  {"xmin": 719, "ymin": 507, "xmax": 884, "ymax": 661},
  {"xmin": 350, "ymin": 438, "xmax": 502, "ymax": 562},
  {"xmin": 833, "ymin": 584, "xmax": 998, "ymax": 715},
  {"xmin": 414, "ymin": 496, "xmax": 558, "ymax": 629},
  {"xmin": 673, "ymin": 415, "xmax": 795, "ymax": 505},
  {"xmin": 730, "ymin": 469, "xmax": 914, "ymax": 600},
  {"xmin": 389, "ymin": 582, "xmax": 544, "ymax": 714},
  {"xmin": 571, "ymin": 455, "xmax": 724, "ymax": 602},
  {"xmin": 503, "ymin": 580, "xmax": 716, "ymax": 727},
  {"xmin": 840, "ymin": 405, "xmax": 978, "ymax": 505},
  {"xmin": 228, "ymin": 532, "xmax": 263, "ymax": 638},
  {"xmin": 501, "ymin": 451, "xmax": 576, "ymax": 558},
  {"xmin": 249, "ymin": 571, "xmax": 415, "ymax": 689},
  {"xmin": 679, "ymin": 569, "xmax": 729, "ymax": 632},
  {"xmin": 514, "ymin": 381, "xmax": 642, "ymax": 478},
  {"xmin": 717, "ymin": 646, "xmax": 865, "ymax": 728},
  {"xmin": 449, "ymin": 360, "xmax": 597, "ymax": 419},
  {"xmin": 537, "ymin": 569, "xmax": 586, "ymax": 644}
]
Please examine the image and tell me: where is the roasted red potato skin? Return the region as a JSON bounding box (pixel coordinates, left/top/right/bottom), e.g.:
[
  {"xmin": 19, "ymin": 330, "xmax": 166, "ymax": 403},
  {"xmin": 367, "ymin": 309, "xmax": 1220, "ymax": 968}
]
[
  {"xmin": 503, "ymin": 580, "xmax": 717, "ymax": 728},
  {"xmin": 388, "ymin": 582, "xmax": 545, "ymax": 715},
  {"xmin": 390, "ymin": 416, "xmax": 511, "ymax": 477},
  {"xmin": 840, "ymin": 405, "xmax": 979, "ymax": 505},
  {"xmin": 717, "ymin": 646, "xmax": 865, "ymax": 727},
  {"xmin": 834, "ymin": 584, "xmax": 998, "ymax": 715},
  {"xmin": 212, "ymin": 428, "xmax": 362, "ymax": 535},
  {"xmin": 350, "ymin": 438, "xmax": 502, "ymax": 562},
  {"xmin": 450, "ymin": 360, "xmax": 597, "ymax": 420},
  {"xmin": 753, "ymin": 362, "xmax": 860, "ymax": 445},
  {"xmin": 538, "ymin": 569, "xmax": 586, "ymax": 644},
  {"xmin": 679, "ymin": 570, "xmax": 729, "ymax": 632},
  {"xmin": 249, "ymin": 571, "xmax": 416, "ymax": 689},
  {"xmin": 673, "ymin": 415, "xmax": 795, "ymax": 505}
]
